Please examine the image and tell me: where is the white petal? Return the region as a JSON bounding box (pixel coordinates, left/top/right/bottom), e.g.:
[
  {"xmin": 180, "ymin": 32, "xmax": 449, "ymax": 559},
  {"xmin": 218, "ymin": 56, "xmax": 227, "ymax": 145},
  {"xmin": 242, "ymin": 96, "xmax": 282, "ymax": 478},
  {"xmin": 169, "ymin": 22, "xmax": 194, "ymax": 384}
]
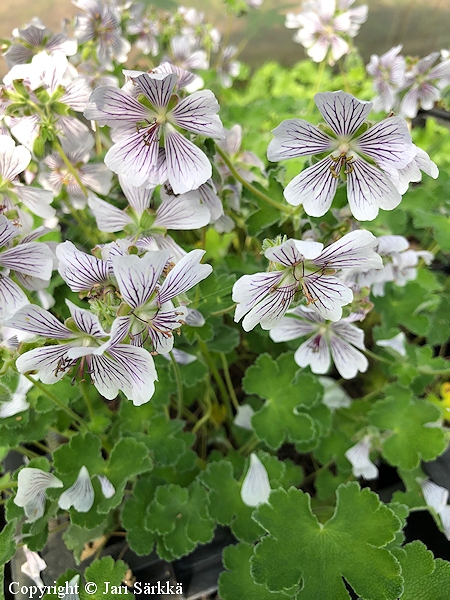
[
  {"xmin": 119, "ymin": 175, "xmax": 154, "ymax": 215},
  {"xmin": 58, "ymin": 466, "xmax": 94, "ymax": 512},
  {"xmin": 376, "ymin": 332, "xmax": 406, "ymax": 356},
  {"xmin": 420, "ymin": 479, "xmax": 449, "ymax": 513},
  {"xmin": 313, "ymin": 230, "xmax": 382, "ymax": 271},
  {"xmin": 315, "ymin": 91, "xmax": 372, "ymax": 138},
  {"xmin": 377, "ymin": 235, "xmax": 409, "ymax": 255},
  {"xmin": 234, "ymin": 404, "xmax": 255, "ymax": 430},
  {"xmin": 268, "ymin": 119, "xmax": 332, "ymax": 161},
  {"xmin": 319, "ymin": 376, "xmax": 352, "ymax": 409},
  {"xmin": 346, "ymin": 158, "xmax": 402, "ymax": 221},
  {"xmin": 0, "ymin": 391, "xmax": 30, "ymax": 418},
  {"xmin": 241, "ymin": 282, "xmax": 297, "ymax": 332},
  {"xmin": 13, "ymin": 185, "xmax": 55, "ymax": 219},
  {"xmin": 331, "ymin": 320, "xmax": 365, "ymax": 350},
  {"xmin": 4, "ymin": 304, "xmax": 72, "ymax": 339},
  {"xmin": 105, "ymin": 344, "xmax": 158, "ymax": 405},
  {"xmin": 112, "ymin": 251, "xmax": 170, "ymax": 309},
  {"xmin": 170, "ymin": 90, "xmax": 223, "ymax": 138},
  {"xmin": 0, "ymin": 215, "xmax": 19, "ymax": 246},
  {"xmin": 345, "ymin": 437, "xmax": 379, "ymax": 480},
  {"xmin": 21, "ymin": 547, "xmax": 46, "ymax": 589},
  {"xmin": 0, "ymin": 275, "xmax": 28, "ymax": 320},
  {"xmin": 88, "ymin": 193, "xmax": 132, "ymax": 233},
  {"xmin": 292, "ymin": 240, "xmax": 325, "ymax": 260},
  {"xmin": 264, "ymin": 239, "xmax": 304, "ymax": 267},
  {"xmin": 84, "ymin": 86, "xmax": 147, "ymax": 126},
  {"xmin": 269, "ymin": 315, "xmax": 317, "ymax": 342},
  {"xmin": 66, "ymin": 299, "xmax": 107, "ymax": 338},
  {"xmin": 240, "ymin": 454, "xmax": 271, "ymax": 507},
  {"xmin": 185, "ymin": 308, "xmax": 205, "ymax": 327},
  {"xmin": 302, "ymin": 274, "xmax": 353, "ymax": 321},
  {"xmin": 415, "ymin": 147, "xmax": 439, "ymax": 179},
  {"xmin": 96, "ymin": 475, "xmax": 115, "ymax": 499},
  {"xmin": 329, "ymin": 334, "xmax": 368, "ymax": 379},
  {"xmin": 284, "ymin": 156, "xmax": 338, "ymax": 215},
  {"xmin": 16, "ymin": 345, "xmax": 75, "ymax": 384},
  {"xmin": 0, "ymin": 138, "xmax": 31, "ymax": 180},
  {"xmin": 198, "ymin": 181, "xmax": 223, "ymax": 221},
  {"xmin": 15, "ymin": 468, "xmax": 63, "ymax": 508},
  {"xmin": 154, "ymin": 191, "xmax": 210, "ymax": 230},
  {"xmin": 157, "ymin": 249, "xmax": 212, "ymax": 305},
  {"xmin": 164, "ymin": 124, "xmax": 212, "ymax": 194},
  {"xmin": 164, "ymin": 348, "xmax": 197, "ymax": 365},
  {"xmin": 354, "ymin": 117, "xmax": 415, "ymax": 170},
  {"xmin": 294, "ymin": 334, "xmax": 331, "ymax": 374},
  {"xmin": 56, "ymin": 241, "xmax": 110, "ymax": 292},
  {"xmin": 134, "ymin": 72, "xmax": 177, "ymax": 110},
  {"xmin": 0, "ymin": 243, "xmax": 53, "ymax": 279}
]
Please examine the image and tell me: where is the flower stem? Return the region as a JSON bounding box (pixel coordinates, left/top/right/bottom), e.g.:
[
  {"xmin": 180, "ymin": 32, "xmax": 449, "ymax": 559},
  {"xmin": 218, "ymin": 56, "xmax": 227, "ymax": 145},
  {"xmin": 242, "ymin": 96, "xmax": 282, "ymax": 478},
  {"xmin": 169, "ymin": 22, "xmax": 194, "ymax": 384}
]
[
  {"xmin": 25, "ymin": 375, "xmax": 88, "ymax": 431},
  {"xmin": 220, "ymin": 353, "xmax": 240, "ymax": 411},
  {"xmin": 170, "ymin": 351, "xmax": 184, "ymax": 419},
  {"xmin": 53, "ymin": 138, "xmax": 89, "ymax": 197},
  {"xmin": 197, "ymin": 336, "xmax": 232, "ymax": 417},
  {"xmin": 80, "ymin": 380, "xmax": 95, "ymax": 422},
  {"xmin": 308, "ymin": 60, "xmax": 326, "ymax": 113},
  {"xmin": 363, "ymin": 348, "xmax": 396, "ymax": 366},
  {"xmin": 215, "ymin": 143, "xmax": 291, "ymax": 214}
]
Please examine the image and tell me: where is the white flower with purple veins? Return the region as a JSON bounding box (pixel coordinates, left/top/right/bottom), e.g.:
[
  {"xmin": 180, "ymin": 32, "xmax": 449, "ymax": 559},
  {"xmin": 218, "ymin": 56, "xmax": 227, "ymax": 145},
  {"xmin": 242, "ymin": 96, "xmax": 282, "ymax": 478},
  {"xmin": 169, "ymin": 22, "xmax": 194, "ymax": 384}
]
[
  {"xmin": 387, "ymin": 145, "xmax": 438, "ymax": 195},
  {"xmin": 345, "ymin": 436, "xmax": 378, "ymax": 480},
  {"xmin": 366, "ymin": 45, "xmax": 406, "ymax": 113},
  {"xmin": 233, "ymin": 229, "xmax": 382, "ymax": 331},
  {"xmin": 112, "ymin": 249, "xmax": 212, "ymax": 353},
  {"xmin": 73, "ymin": 0, "xmax": 131, "ymax": 71},
  {"xmin": 126, "ymin": 5, "xmax": 159, "ymax": 56},
  {"xmin": 179, "ymin": 7, "xmax": 221, "ymax": 53},
  {"xmin": 4, "ymin": 17, "xmax": 77, "ymax": 68},
  {"xmin": 0, "ymin": 375, "xmax": 33, "ymax": 418},
  {"xmin": 285, "ymin": 0, "xmax": 367, "ymax": 65},
  {"xmin": 84, "ymin": 70, "xmax": 224, "ymax": 193},
  {"xmin": 14, "ymin": 467, "xmax": 63, "ymax": 522},
  {"xmin": 217, "ymin": 45, "xmax": 241, "ymax": 89},
  {"xmin": 56, "ymin": 241, "xmax": 110, "ymax": 293},
  {"xmin": 169, "ymin": 35, "xmax": 209, "ymax": 72},
  {"xmin": 270, "ymin": 306, "xmax": 368, "ymax": 379},
  {"xmin": 4, "ymin": 51, "xmax": 91, "ymax": 149},
  {"xmin": 0, "ymin": 135, "xmax": 54, "ymax": 218},
  {"xmin": 4, "ymin": 301, "xmax": 158, "ymax": 405},
  {"xmin": 39, "ymin": 136, "xmax": 113, "ymax": 209},
  {"xmin": 400, "ymin": 52, "xmax": 450, "ymax": 118},
  {"xmin": 267, "ymin": 91, "xmax": 416, "ymax": 220},
  {"xmin": 0, "ymin": 215, "xmax": 54, "ymax": 320}
]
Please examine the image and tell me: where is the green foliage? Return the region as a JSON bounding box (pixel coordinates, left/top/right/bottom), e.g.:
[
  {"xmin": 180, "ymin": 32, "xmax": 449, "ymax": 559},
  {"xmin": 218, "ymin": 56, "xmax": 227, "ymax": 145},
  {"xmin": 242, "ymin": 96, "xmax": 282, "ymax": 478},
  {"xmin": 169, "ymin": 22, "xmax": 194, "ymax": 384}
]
[
  {"xmin": 393, "ymin": 541, "xmax": 450, "ymax": 599},
  {"xmin": 80, "ymin": 557, "xmax": 132, "ymax": 600}
]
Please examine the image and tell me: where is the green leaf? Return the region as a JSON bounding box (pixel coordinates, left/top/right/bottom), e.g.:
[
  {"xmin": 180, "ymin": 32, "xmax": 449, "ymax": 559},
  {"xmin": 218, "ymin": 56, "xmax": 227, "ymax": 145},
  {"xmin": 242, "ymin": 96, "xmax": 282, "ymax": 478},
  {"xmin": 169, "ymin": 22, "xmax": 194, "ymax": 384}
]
[
  {"xmin": 80, "ymin": 557, "xmax": 132, "ymax": 600},
  {"xmin": 0, "ymin": 522, "xmax": 16, "ymax": 600},
  {"xmin": 251, "ymin": 483, "xmax": 403, "ymax": 600},
  {"xmin": 219, "ymin": 542, "xmax": 291, "ymax": 600},
  {"xmin": 145, "ymin": 481, "xmax": 215, "ymax": 561},
  {"xmin": 368, "ymin": 388, "xmax": 446, "ymax": 470},
  {"xmin": 243, "ymin": 353, "xmax": 323, "ymax": 450},
  {"xmin": 121, "ymin": 475, "xmax": 161, "ymax": 555},
  {"xmin": 393, "ymin": 541, "xmax": 450, "ymax": 599},
  {"xmin": 412, "ymin": 210, "xmax": 450, "ymax": 252},
  {"xmin": 63, "ymin": 520, "xmax": 113, "ymax": 563},
  {"xmin": 196, "ymin": 270, "xmax": 236, "ymax": 318},
  {"xmin": 208, "ymin": 323, "xmax": 241, "ymax": 353}
]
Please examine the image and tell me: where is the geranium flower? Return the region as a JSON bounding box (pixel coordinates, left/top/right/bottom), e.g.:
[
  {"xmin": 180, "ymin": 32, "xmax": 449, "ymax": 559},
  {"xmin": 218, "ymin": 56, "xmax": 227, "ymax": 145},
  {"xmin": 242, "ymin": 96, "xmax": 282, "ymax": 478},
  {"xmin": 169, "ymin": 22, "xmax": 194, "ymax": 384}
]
[
  {"xmin": 58, "ymin": 466, "xmax": 95, "ymax": 512},
  {"xmin": 233, "ymin": 229, "xmax": 382, "ymax": 330},
  {"xmin": 4, "ymin": 302, "xmax": 158, "ymax": 405},
  {"xmin": 126, "ymin": 5, "xmax": 160, "ymax": 56},
  {"xmin": 267, "ymin": 91, "xmax": 416, "ymax": 220},
  {"xmin": 345, "ymin": 436, "xmax": 379, "ymax": 480},
  {"xmin": 21, "ymin": 547, "xmax": 47, "ymax": 589},
  {"xmin": 84, "ymin": 69, "xmax": 224, "ymax": 193},
  {"xmin": 14, "ymin": 467, "xmax": 63, "ymax": 522},
  {"xmin": 0, "ymin": 215, "xmax": 54, "ymax": 320},
  {"xmin": 217, "ymin": 46, "xmax": 241, "ymax": 89},
  {"xmin": 366, "ymin": 45, "xmax": 406, "ymax": 112},
  {"xmin": 269, "ymin": 306, "xmax": 368, "ymax": 379},
  {"xmin": 111, "ymin": 249, "xmax": 212, "ymax": 353},
  {"xmin": 400, "ymin": 51, "xmax": 450, "ymax": 118},
  {"xmin": 3, "ymin": 17, "xmax": 77, "ymax": 68},
  {"xmin": 419, "ymin": 479, "xmax": 450, "ymax": 540},
  {"xmin": 0, "ymin": 375, "xmax": 33, "ymax": 418}
]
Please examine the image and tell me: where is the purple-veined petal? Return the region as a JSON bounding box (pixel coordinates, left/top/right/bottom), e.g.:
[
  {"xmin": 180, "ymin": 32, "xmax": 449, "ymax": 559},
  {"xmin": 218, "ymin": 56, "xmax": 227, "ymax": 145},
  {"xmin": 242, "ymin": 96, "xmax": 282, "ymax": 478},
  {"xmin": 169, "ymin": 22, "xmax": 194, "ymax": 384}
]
[
  {"xmin": 0, "ymin": 275, "xmax": 29, "ymax": 320},
  {"xmin": 13, "ymin": 185, "xmax": 56, "ymax": 219},
  {"xmin": 0, "ymin": 242, "xmax": 53, "ymax": 279},
  {"xmin": 134, "ymin": 72, "xmax": 177, "ymax": 110},
  {"xmin": 167, "ymin": 348, "xmax": 197, "ymax": 365},
  {"xmin": 154, "ymin": 191, "xmax": 210, "ymax": 230},
  {"xmin": 284, "ymin": 156, "xmax": 338, "ymax": 215},
  {"xmin": 80, "ymin": 162, "xmax": 114, "ymax": 196},
  {"xmin": 9, "ymin": 115, "xmax": 40, "ymax": 151},
  {"xmin": 61, "ymin": 77, "xmax": 91, "ymax": 112},
  {"xmin": 294, "ymin": 333, "xmax": 331, "ymax": 374},
  {"xmin": 169, "ymin": 90, "xmax": 223, "ymax": 138},
  {"xmin": 330, "ymin": 35, "xmax": 349, "ymax": 63},
  {"xmin": 84, "ymin": 86, "xmax": 148, "ymax": 126},
  {"xmin": 66, "ymin": 299, "xmax": 107, "ymax": 338},
  {"xmin": 185, "ymin": 308, "xmax": 205, "ymax": 327},
  {"xmin": 119, "ymin": 175, "xmax": 154, "ymax": 216},
  {"xmin": 4, "ymin": 304, "xmax": 72, "ymax": 338},
  {"xmin": 332, "ymin": 319, "xmax": 365, "ymax": 350},
  {"xmin": 346, "ymin": 157, "xmax": 402, "ymax": 221},
  {"xmin": 269, "ymin": 314, "xmax": 318, "ymax": 342},
  {"xmin": 153, "ymin": 62, "xmax": 197, "ymax": 91},
  {"xmin": 377, "ymin": 235, "xmax": 409, "ymax": 255},
  {"xmin": 241, "ymin": 281, "xmax": 297, "ymax": 332},
  {"xmin": 315, "ymin": 91, "xmax": 372, "ymax": 138},
  {"xmin": 345, "ymin": 437, "xmax": 378, "ymax": 480},
  {"xmin": 302, "ymin": 274, "xmax": 353, "ymax": 322},
  {"xmin": 112, "ymin": 250, "xmax": 170, "ymax": 309},
  {"xmin": 313, "ymin": 230, "xmax": 382, "ymax": 271},
  {"xmin": 15, "ymin": 468, "xmax": 63, "ymax": 508},
  {"xmin": 58, "ymin": 466, "xmax": 94, "ymax": 512},
  {"xmin": 267, "ymin": 119, "xmax": 332, "ymax": 161},
  {"xmin": 198, "ymin": 181, "xmax": 223, "ymax": 221},
  {"xmin": 96, "ymin": 475, "xmax": 115, "ymax": 498},
  {"xmin": 0, "ymin": 215, "xmax": 20, "ymax": 247},
  {"xmin": 0, "ymin": 136, "xmax": 31, "ymax": 180},
  {"xmin": 147, "ymin": 306, "xmax": 187, "ymax": 354},
  {"xmin": 157, "ymin": 249, "xmax": 212, "ymax": 305},
  {"xmin": 354, "ymin": 117, "xmax": 415, "ymax": 170},
  {"xmin": 233, "ymin": 271, "xmax": 284, "ymax": 321},
  {"xmin": 420, "ymin": 479, "xmax": 449, "ymax": 513},
  {"xmin": 107, "ymin": 316, "xmax": 132, "ymax": 348},
  {"xmin": 16, "ymin": 344, "xmax": 75, "ymax": 383},
  {"xmin": 105, "ymin": 125, "xmax": 161, "ymax": 188},
  {"xmin": 105, "ymin": 344, "xmax": 158, "ymax": 405},
  {"xmin": 152, "ymin": 234, "xmax": 187, "ymax": 263},
  {"xmin": 56, "ymin": 241, "xmax": 110, "ymax": 292},
  {"xmin": 329, "ymin": 334, "xmax": 368, "ymax": 379},
  {"xmin": 164, "ymin": 124, "xmax": 212, "ymax": 194},
  {"xmin": 376, "ymin": 332, "xmax": 406, "ymax": 356},
  {"xmin": 241, "ymin": 453, "xmax": 271, "ymax": 507},
  {"xmin": 88, "ymin": 193, "xmax": 132, "ymax": 233},
  {"xmin": 264, "ymin": 239, "xmax": 304, "ymax": 267},
  {"xmin": 293, "ymin": 240, "xmax": 325, "ymax": 260},
  {"xmin": 415, "ymin": 147, "xmax": 439, "ymax": 179}
]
